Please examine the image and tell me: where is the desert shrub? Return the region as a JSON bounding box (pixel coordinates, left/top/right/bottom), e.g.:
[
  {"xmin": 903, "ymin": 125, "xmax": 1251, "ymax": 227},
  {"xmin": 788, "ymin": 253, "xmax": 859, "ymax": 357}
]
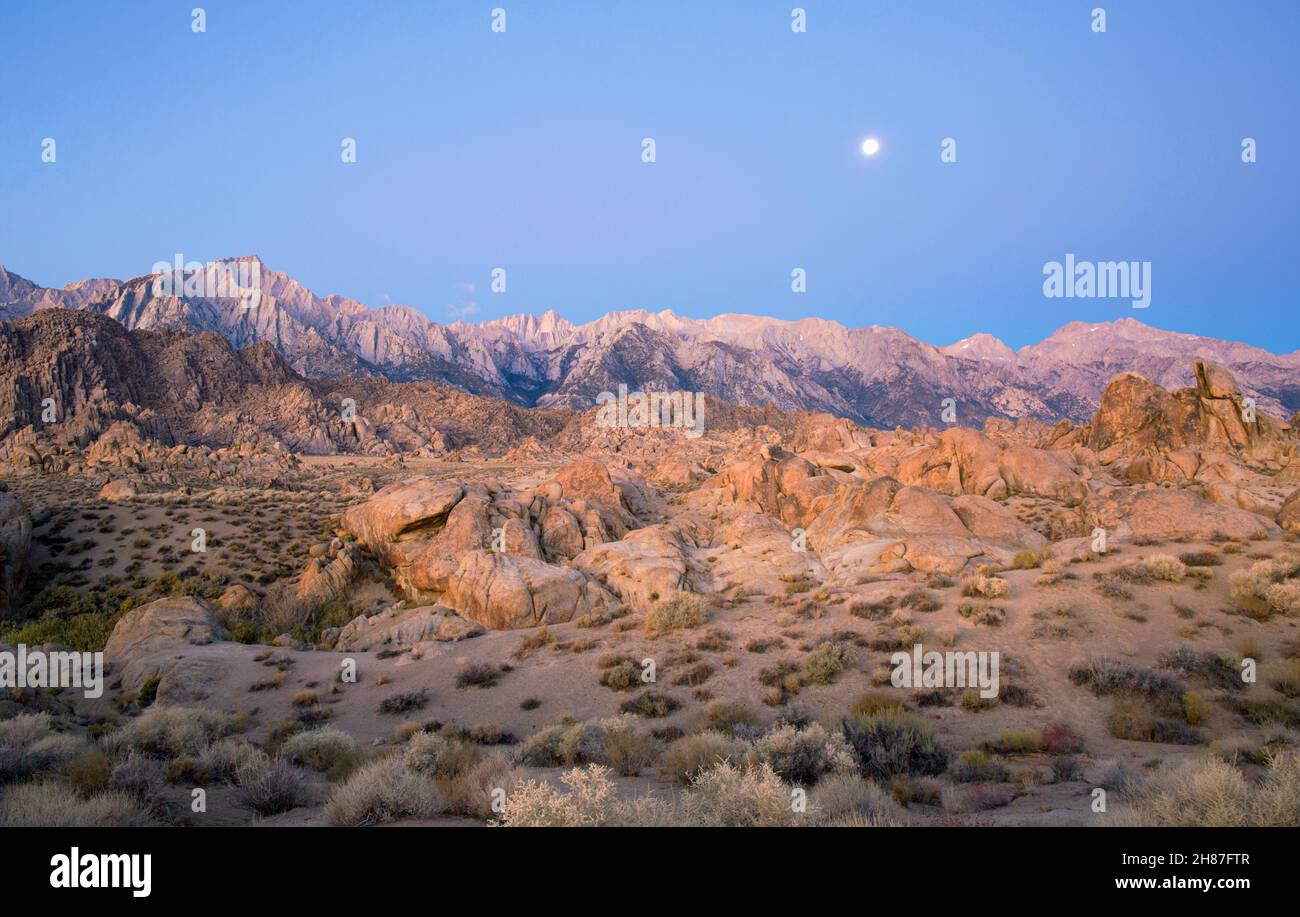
[
  {"xmin": 841, "ymin": 710, "xmax": 947, "ymax": 782},
  {"xmin": 199, "ymin": 738, "xmax": 268, "ymax": 783},
  {"xmin": 995, "ymin": 728, "xmax": 1044, "ymax": 754},
  {"xmin": 109, "ymin": 706, "xmax": 241, "ymax": 758},
  {"xmin": 1268, "ymin": 659, "xmax": 1300, "ymax": 699},
  {"xmin": 1158, "ymin": 647, "xmax": 1245, "ymax": 692},
  {"xmin": 851, "ymin": 691, "xmax": 907, "ymax": 717},
  {"xmin": 749, "ymin": 723, "xmax": 856, "ymax": 785},
  {"xmin": 899, "ymin": 588, "xmax": 941, "ymax": 612},
  {"xmin": 693, "ymin": 700, "xmax": 762, "ymax": 737},
  {"xmin": 599, "ymin": 723, "xmax": 661, "ymax": 776},
  {"xmin": 804, "ymin": 641, "xmax": 849, "ymax": 685},
  {"xmin": 962, "ymin": 575, "xmax": 1009, "ymax": 599},
  {"xmin": 238, "ymin": 759, "xmax": 309, "ymax": 815},
  {"xmin": 443, "ymin": 755, "xmax": 525, "ymax": 819},
  {"xmin": 949, "ymin": 749, "xmax": 1008, "ymax": 783},
  {"xmin": 682, "ymin": 761, "xmax": 798, "ymax": 827},
  {"xmin": 0, "ymin": 781, "xmax": 147, "ymax": 827},
  {"xmin": 500, "ymin": 764, "xmax": 672, "ymax": 827},
  {"xmin": 619, "ymin": 691, "xmax": 680, "ymax": 718},
  {"xmin": 456, "ymin": 663, "xmax": 500, "ymax": 689},
  {"xmin": 63, "ymin": 747, "xmax": 113, "ymax": 795},
  {"xmin": 599, "ymin": 659, "xmax": 641, "ymax": 691},
  {"xmin": 379, "ymin": 688, "xmax": 429, "ymax": 714},
  {"xmin": 645, "ymin": 593, "xmax": 708, "ymax": 635},
  {"xmin": 0, "ymin": 714, "xmax": 84, "ymax": 781},
  {"xmin": 662, "ymin": 732, "xmax": 744, "ymax": 784},
  {"xmin": 281, "ymin": 727, "xmax": 361, "ymax": 774},
  {"xmin": 1148, "ymin": 554, "xmax": 1186, "ymax": 582},
  {"xmin": 405, "ymin": 732, "xmax": 481, "ymax": 778},
  {"xmin": 107, "ymin": 754, "xmax": 166, "ymax": 812},
  {"xmin": 1179, "ymin": 551, "xmax": 1221, "ymax": 567},
  {"xmin": 1181, "ymin": 691, "xmax": 1213, "ymax": 726},
  {"xmin": 1107, "ymin": 697, "xmax": 1156, "ymax": 741},
  {"xmin": 1070, "ymin": 659, "xmax": 1187, "ymax": 713},
  {"xmin": 1105, "ymin": 752, "xmax": 1300, "ymax": 826},
  {"xmin": 1010, "ymin": 549, "xmax": 1051, "ymax": 570},
  {"xmin": 1230, "ymin": 551, "xmax": 1300, "ymax": 616},
  {"xmin": 325, "ymin": 757, "xmax": 445, "ymax": 826},
  {"xmin": 956, "ymin": 600, "xmax": 1005, "ymax": 627},
  {"xmin": 1040, "ymin": 724, "xmax": 1085, "ymax": 755},
  {"xmin": 811, "ymin": 773, "xmax": 909, "ymax": 826}
]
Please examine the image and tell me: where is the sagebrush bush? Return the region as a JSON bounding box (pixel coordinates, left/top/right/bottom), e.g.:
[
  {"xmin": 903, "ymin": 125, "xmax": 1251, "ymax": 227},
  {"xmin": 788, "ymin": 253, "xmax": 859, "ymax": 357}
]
[
  {"xmin": 1105, "ymin": 752, "xmax": 1300, "ymax": 826},
  {"xmin": 811, "ymin": 773, "xmax": 909, "ymax": 826},
  {"xmin": 682, "ymin": 761, "xmax": 798, "ymax": 827},
  {"xmin": 199, "ymin": 738, "xmax": 268, "ymax": 783},
  {"xmin": 1148, "ymin": 554, "xmax": 1186, "ymax": 582},
  {"xmin": 238, "ymin": 759, "xmax": 309, "ymax": 816},
  {"xmin": 645, "ymin": 593, "xmax": 708, "ymax": 635},
  {"xmin": 281, "ymin": 727, "xmax": 361, "ymax": 773},
  {"xmin": 443, "ymin": 755, "xmax": 525, "ymax": 820},
  {"xmin": 804, "ymin": 642, "xmax": 849, "ymax": 685},
  {"xmin": 841, "ymin": 710, "xmax": 947, "ymax": 781},
  {"xmin": 661, "ymin": 733, "xmax": 740, "ymax": 786},
  {"xmin": 325, "ymin": 757, "xmax": 445, "ymax": 826},
  {"xmin": 0, "ymin": 781, "xmax": 148, "ymax": 827},
  {"xmin": 108, "ymin": 706, "xmax": 241, "ymax": 758},
  {"xmin": 749, "ymin": 723, "xmax": 856, "ymax": 785},
  {"xmin": 500, "ymin": 764, "xmax": 675, "ymax": 827},
  {"xmin": 0, "ymin": 714, "xmax": 84, "ymax": 781}
]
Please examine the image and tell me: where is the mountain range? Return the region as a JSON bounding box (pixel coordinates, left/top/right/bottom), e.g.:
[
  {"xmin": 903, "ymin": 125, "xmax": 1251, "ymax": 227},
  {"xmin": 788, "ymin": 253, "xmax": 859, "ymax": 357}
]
[{"xmin": 3, "ymin": 256, "xmax": 1298, "ymax": 427}]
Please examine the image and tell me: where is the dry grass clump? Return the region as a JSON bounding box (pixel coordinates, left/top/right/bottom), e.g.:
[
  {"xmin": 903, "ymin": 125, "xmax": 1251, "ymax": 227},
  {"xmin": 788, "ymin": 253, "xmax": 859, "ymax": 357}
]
[
  {"xmin": 645, "ymin": 593, "xmax": 708, "ymax": 635},
  {"xmin": 956, "ymin": 599, "xmax": 1005, "ymax": 627},
  {"xmin": 619, "ymin": 691, "xmax": 680, "ymax": 718},
  {"xmin": 455, "ymin": 662, "xmax": 502, "ymax": 689},
  {"xmin": 811, "ymin": 773, "xmax": 909, "ymax": 826},
  {"xmin": 682, "ymin": 760, "xmax": 798, "ymax": 827},
  {"xmin": 500, "ymin": 764, "xmax": 675, "ymax": 827},
  {"xmin": 1069, "ymin": 658, "xmax": 1187, "ymax": 713},
  {"xmin": 692, "ymin": 699, "xmax": 763, "ymax": 736},
  {"xmin": 1230, "ymin": 550, "xmax": 1300, "ymax": 618},
  {"xmin": 325, "ymin": 756, "xmax": 445, "ymax": 826},
  {"xmin": 840, "ymin": 709, "xmax": 947, "ymax": 782},
  {"xmin": 949, "ymin": 748, "xmax": 1008, "ymax": 783},
  {"xmin": 0, "ymin": 714, "xmax": 84, "ymax": 781},
  {"xmin": 378, "ymin": 688, "xmax": 430, "ymax": 714},
  {"xmin": 107, "ymin": 706, "xmax": 242, "ymax": 758},
  {"xmin": 961, "ymin": 575, "xmax": 1009, "ymax": 599},
  {"xmin": 1009, "ymin": 548, "xmax": 1052, "ymax": 570},
  {"xmin": 238, "ymin": 759, "xmax": 310, "ymax": 815},
  {"xmin": 749, "ymin": 723, "xmax": 857, "ymax": 785},
  {"xmin": 804, "ymin": 641, "xmax": 849, "ymax": 684},
  {"xmin": 280, "ymin": 726, "xmax": 362, "ymax": 774},
  {"xmin": 199, "ymin": 738, "xmax": 268, "ymax": 782},
  {"xmin": 1105, "ymin": 752, "xmax": 1300, "ymax": 826},
  {"xmin": 0, "ymin": 781, "xmax": 148, "ymax": 827},
  {"xmin": 516, "ymin": 716, "xmax": 659, "ymax": 774},
  {"xmin": 662, "ymin": 732, "xmax": 744, "ymax": 783},
  {"xmin": 1146, "ymin": 554, "xmax": 1186, "ymax": 582}
]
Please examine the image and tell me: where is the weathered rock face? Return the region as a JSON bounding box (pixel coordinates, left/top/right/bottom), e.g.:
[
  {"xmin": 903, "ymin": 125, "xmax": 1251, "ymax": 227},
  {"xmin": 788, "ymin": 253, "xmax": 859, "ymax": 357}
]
[
  {"xmin": 342, "ymin": 479, "xmax": 466, "ymax": 567},
  {"xmin": 713, "ymin": 444, "xmax": 846, "ymax": 527},
  {"xmin": 800, "ymin": 476, "xmax": 1046, "ymax": 577},
  {"xmin": 330, "ymin": 604, "xmax": 483, "ymax": 651},
  {"xmin": 295, "ymin": 546, "xmax": 357, "ymax": 606},
  {"xmin": 98, "ymin": 479, "xmax": 138, "ymax": 501},
  {"xmin": 104, "ymin": 596, "xmax": 225, "ymax": 662},
  {"xmin": 1278, "ymin": 488, "xmax": 1300, "ymax": 533},
  {"xmin": 0, "ymin": 492, "xmax": 32, "ymax": 616},
  {"xmin": 571, "ymin": 525, "xmax": 696, "ymax": 612},
  {"xmin": 1090, "ymin": 487, "xmax": 1279, "ymax": 542},
  {"xmin": 1086, "ymin": 362, "xmax": 1289, "ymax": 462},
  {"xmin": 444, "ymin": 552, "xmax": 614, "ymax": 630}
]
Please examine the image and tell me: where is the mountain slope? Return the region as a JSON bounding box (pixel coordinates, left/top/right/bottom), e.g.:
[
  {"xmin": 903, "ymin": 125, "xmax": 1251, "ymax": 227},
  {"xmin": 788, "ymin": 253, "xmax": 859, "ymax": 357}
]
[{"xmin": 2, "ymin": 258, "xmax": 1297, "ymax": 426}]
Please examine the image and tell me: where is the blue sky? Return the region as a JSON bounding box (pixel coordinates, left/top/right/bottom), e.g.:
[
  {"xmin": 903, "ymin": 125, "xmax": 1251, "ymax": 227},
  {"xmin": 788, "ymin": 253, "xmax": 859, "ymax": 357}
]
[{"xmin": 1, "ymin": 0, "xmax": 1297, "ymax": 351}]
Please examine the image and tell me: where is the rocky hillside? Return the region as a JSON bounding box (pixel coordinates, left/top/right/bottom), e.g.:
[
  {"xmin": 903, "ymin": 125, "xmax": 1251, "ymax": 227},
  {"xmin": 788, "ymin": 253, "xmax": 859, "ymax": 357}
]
[{"xmin": 3, "ymin": 258, "xmax": 1299, "ymax": 426}]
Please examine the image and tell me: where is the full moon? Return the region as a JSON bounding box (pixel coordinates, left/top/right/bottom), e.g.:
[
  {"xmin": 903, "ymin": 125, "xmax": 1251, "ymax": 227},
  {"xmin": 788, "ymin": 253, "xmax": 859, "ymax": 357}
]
[{"xmin": 861, "ymin": 138, "xmax": 880, "ymax": 156}]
